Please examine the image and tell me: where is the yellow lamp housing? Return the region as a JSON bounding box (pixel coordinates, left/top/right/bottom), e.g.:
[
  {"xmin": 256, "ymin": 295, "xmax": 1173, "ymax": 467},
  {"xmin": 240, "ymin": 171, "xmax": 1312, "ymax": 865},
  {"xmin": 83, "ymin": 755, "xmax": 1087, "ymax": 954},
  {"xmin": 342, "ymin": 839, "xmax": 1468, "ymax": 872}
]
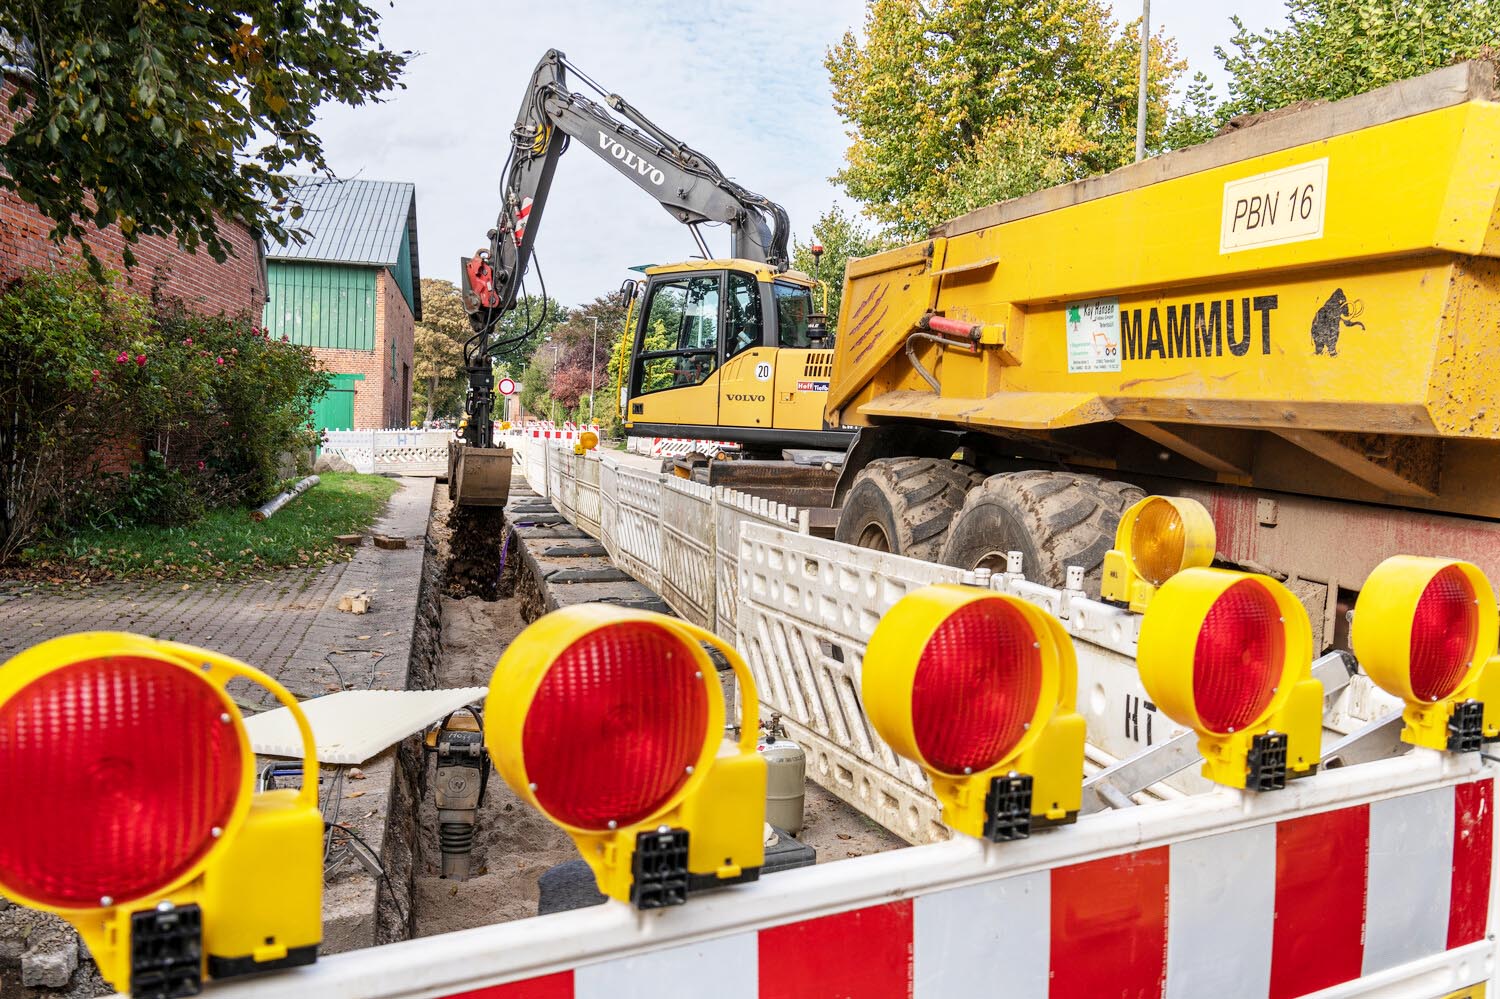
[
  {"xmin": 1137, "ymin": 568, "xmax": 1321, "ymax": 790},
  {"xmin": 1101, "ymin": 495, "xmax": 1217, "ymax": 612},
  {"xmin": 862, "ymin": 584, "xmax": 1086, "ymax": 841},
  {"xmin": 573, "ymin": 430, "xmax": 599, "ymax": 455},
  {"xmin": 484, "ymin": 605, "xmax": 766, "ymax": 908},
  {"xmin": 0, "ymin": 632, "xmax": 323, "ymax": 997},
  {"xmin": 1351, "ymin": 556, "xmax": 1500, "ymax": 752}
]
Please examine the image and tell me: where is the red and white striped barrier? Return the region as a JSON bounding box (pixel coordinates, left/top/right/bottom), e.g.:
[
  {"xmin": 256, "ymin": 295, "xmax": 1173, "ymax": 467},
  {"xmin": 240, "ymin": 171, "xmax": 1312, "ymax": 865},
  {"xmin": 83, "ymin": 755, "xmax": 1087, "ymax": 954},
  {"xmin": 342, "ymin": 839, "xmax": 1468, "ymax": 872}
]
[
  {"xmin": 208, "ymin": 752, "xmax": 1495, "ymax": 999},
  {"xmin": 522, "ymin": 421, "xmax": 602, "ymax": 444},
  {"xmin": 650, "ymin": 437, "xmax": 739, "ymax": 458}
]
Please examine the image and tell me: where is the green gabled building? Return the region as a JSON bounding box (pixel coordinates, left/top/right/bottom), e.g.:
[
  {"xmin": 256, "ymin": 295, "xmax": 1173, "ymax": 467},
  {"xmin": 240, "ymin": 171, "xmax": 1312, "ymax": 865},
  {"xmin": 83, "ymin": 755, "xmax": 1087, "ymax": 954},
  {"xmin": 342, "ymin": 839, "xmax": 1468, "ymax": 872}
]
[{"xmin": 263, "ymin": 177, "xmax": 422, "ymax": 430}]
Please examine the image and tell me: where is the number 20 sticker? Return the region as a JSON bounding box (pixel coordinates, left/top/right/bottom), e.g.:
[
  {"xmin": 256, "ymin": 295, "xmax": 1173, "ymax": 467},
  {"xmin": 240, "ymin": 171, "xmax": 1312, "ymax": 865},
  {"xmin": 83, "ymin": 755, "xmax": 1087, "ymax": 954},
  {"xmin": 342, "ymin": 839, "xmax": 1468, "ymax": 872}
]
[{"xmin": 754, "ymin": 362, "xmax": 772, "ymax": 382}]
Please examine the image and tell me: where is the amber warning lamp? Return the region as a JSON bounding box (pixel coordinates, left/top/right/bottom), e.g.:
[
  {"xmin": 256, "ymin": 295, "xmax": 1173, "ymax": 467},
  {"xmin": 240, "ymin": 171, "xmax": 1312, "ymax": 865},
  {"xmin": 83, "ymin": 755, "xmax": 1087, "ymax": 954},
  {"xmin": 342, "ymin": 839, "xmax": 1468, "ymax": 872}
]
[
  {"xmin": 0, "ymin": 632, "xmax": 323, "ymax": 999},
  {"xmin": 485, "ymin": 604, "xmax": 766, "ymax": 908},
  {"xmin": 1101, "ymin": 495, "xmax": 1217, "ymax": 612},
  {"xmin": 1137, "ymin": 569, "xmax": 1322, "ymax": 790},
  {"xmin": 862, "ymin": 584, "xmax": 1085, "ymax": 841},
  {"xmin": 1351, "ymin": 556, "xmax": 1500, "ymax": 752}
]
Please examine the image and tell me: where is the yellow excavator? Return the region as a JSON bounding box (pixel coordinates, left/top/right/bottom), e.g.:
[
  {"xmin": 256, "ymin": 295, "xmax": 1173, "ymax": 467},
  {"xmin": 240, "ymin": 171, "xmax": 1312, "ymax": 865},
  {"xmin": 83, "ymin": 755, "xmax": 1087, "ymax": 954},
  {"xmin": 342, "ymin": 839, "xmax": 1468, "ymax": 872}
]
[{"xmin": 452, "ymin": 49, "xmax": 848, "ymax": 507}]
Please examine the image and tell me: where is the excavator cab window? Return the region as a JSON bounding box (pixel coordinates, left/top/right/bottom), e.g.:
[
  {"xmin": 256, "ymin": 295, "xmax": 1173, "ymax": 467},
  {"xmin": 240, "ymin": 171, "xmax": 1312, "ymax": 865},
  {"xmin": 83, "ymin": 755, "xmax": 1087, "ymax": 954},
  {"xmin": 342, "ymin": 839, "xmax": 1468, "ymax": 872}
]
[
  {"xmin": 774, "ymin": 282, "xmax": 814, "ymax": 348},
  {"xmin": 634, "ymin": 274, "xmax": 722, "ymax": 394},
  {"xmin": 726, "ymin": 271, "xmax": 763, "ymax": 359}
]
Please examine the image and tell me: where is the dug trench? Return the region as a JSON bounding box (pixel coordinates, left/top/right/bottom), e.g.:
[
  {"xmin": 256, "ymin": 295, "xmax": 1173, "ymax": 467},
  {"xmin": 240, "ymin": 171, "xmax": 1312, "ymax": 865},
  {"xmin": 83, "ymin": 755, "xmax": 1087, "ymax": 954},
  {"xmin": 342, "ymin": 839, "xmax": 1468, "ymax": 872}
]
[{"xmin": 403, "ymin": 483, "xmax": 903, "ymax": 938}]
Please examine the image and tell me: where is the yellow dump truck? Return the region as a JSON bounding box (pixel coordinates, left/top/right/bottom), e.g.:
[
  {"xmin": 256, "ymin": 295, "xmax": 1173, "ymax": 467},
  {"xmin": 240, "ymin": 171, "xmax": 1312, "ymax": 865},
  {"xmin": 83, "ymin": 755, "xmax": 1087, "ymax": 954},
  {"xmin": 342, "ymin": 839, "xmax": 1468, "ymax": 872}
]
[{"xmin": 812, "ymin": 60, "xmax": 1500, "ymax": 649}]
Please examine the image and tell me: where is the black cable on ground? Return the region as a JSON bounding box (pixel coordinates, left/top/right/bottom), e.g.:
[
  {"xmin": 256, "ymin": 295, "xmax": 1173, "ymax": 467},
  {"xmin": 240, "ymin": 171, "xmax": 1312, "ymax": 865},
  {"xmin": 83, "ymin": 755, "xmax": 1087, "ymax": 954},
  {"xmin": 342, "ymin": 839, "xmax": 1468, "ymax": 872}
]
[{"xmin": 326, "ymin": 821, "xmax": 410, "ymax": 929}]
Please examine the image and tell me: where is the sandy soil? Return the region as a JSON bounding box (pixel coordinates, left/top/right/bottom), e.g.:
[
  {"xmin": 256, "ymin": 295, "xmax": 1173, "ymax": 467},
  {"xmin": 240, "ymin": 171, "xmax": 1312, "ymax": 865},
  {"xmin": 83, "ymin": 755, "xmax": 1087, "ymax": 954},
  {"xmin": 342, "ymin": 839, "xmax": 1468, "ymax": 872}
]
[{"xmin": 411, "ymin": 492, "xmax": 904, "ymax": 937}]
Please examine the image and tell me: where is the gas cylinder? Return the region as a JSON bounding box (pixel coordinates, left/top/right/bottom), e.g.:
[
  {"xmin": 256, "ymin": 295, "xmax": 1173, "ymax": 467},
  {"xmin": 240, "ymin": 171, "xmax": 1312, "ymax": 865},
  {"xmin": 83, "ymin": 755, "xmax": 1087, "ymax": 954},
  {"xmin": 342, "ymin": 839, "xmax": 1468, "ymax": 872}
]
[{"xmin": 757, "ymin": 714, "xmax": 806, "ymax": 836}]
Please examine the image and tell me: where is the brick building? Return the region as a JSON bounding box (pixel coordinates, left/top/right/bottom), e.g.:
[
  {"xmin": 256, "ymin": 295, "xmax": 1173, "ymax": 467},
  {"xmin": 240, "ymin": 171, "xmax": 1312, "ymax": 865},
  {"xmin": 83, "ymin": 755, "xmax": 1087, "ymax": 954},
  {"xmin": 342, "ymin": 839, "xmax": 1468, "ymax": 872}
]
[
  {"xmin": 262, "ymin": 177, "xmax": 421, "ymax": 430},
  {"xmin": 0, "ymin": 78, "xmax": 267, "ymax": 315}
]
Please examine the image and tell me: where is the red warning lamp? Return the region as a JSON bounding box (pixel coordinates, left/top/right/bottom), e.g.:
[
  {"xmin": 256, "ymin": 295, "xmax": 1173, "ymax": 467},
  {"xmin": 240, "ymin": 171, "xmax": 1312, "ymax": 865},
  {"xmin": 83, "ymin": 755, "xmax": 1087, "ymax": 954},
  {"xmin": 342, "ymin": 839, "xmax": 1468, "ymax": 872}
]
[
  {"xmin": 0, "ymin": 632, "xmax": 323, "ymax": 997},
  {"xmin": 1191, "ymin": 579, "xmax": 1286, "ymax": 735},
  {"xmin": 0, "ymin": 655, "xmax": 245, "ymax": 909},
  {"xmin": 909, "ymin": 599, "xmax": 1043, "ymax": 776},
  {"xmin": 863, "ymin": 585, "xmax": 1085, "ymax": 841},
  {"xmin": 520, "ymin": 622, "xmax": 709, "ymax": 830},
  {"xmin": 1138, "ymin": 569, "xmax": 1322, "ymax": 790},
  {"xmin": 486, "ymin": 605, "xmax": 766, "ymax": 907},
  {"xmin": 1352, "ymin": 556, "xmax": 1500, "ymax": 750}
]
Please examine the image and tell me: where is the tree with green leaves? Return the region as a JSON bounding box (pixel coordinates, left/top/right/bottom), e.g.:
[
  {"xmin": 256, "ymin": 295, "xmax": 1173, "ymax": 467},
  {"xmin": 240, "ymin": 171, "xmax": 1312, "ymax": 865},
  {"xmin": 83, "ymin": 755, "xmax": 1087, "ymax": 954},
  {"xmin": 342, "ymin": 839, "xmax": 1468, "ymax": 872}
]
[
  {"xmin": 546, "ymin": 293, "xmax": 629, "ymax": 423},
  {"xmin": 827, "ymin": 0, "xmax": 1183, "ymax": 236},
  {"xmin": 0, "ymin": 2, "xmax": 407, "ymax": 273},
  {"xmin": 790, "ymin": 206, "xmax": 889, "ymax": 328},
  {"xmin": 493, "ymin": 293, "xmax": 566, "ymax": 366},
  {"xmin": 1160, "ymin": 72, "xmax": 1220, "ymax": 151},
  {"xmin": 1216, "ymin": 0, "xmax": 1500, "ymax": 117},
  {"xmin": 413, "ymin": 278, "xmax": 467, "ymax": 423}
]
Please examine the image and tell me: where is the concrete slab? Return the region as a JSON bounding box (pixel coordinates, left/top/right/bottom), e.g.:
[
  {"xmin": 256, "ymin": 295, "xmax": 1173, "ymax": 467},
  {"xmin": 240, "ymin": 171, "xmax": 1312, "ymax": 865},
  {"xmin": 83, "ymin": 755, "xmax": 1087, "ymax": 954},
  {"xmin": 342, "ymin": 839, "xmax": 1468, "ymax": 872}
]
[{"xmin": 538, "ymin": 541, "xmax": 610, "ymax": 558}]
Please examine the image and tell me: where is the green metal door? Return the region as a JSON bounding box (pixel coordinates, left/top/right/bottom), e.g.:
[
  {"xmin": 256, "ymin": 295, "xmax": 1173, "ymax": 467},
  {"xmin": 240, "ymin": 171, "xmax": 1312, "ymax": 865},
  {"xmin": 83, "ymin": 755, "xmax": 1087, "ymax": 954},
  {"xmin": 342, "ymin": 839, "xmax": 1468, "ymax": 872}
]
[{"xmin": 313, "ymin": 373, "xmax": 363, "ymax": 432}]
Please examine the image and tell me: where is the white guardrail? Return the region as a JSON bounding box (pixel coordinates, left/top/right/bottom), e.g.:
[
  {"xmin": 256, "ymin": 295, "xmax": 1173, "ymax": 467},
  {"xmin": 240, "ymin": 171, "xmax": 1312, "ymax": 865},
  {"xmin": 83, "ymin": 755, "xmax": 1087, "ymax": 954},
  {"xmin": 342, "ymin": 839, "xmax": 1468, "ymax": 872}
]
[{"xmin": 507, "ymin": 436, "xmax": 1401, "ymax": 846}]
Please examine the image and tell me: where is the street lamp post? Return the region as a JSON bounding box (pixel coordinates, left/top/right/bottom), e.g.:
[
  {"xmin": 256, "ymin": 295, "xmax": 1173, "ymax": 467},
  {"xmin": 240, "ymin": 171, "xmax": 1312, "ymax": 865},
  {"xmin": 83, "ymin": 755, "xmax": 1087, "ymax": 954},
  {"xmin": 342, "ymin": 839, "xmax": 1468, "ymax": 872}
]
[
  {"xmin": 544, "ymin": 338, "xmax": 561, "ymax": 424},
  {"xmin": 588, "ymin": 317, "xmax": 600, "ymax": 423},
  {"xmin": 1135, "ymin": 0, "xmax": 1151, "ymax": 163}
]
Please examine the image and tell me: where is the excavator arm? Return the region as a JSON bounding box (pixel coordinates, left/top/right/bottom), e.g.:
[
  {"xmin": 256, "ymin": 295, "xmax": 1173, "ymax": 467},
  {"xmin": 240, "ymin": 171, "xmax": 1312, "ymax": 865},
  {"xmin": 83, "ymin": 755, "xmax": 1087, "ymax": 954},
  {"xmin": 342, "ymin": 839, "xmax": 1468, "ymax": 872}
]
[{"xmin": 458, "ymin": 49, "xmax": 790, "ymax": 447}]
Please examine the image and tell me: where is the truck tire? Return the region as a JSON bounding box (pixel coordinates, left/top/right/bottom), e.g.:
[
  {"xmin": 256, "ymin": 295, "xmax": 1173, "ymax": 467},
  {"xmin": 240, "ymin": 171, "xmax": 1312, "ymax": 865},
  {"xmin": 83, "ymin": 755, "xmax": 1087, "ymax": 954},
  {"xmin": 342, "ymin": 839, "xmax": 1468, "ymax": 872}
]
[
  {"xmin": 938, "ymin": 470, "xmax": 1146, "ymax": 593},
  {"xmin": 834, "ymin": 457, "xmax": 984, "ymax": 560}
]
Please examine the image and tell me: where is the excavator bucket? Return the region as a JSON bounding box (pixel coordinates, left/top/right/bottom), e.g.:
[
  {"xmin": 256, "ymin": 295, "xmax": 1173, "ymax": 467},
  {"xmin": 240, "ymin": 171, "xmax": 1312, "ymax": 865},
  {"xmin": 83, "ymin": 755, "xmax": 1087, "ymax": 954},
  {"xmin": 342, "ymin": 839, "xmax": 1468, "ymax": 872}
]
[{"xmin": 450, "ymin": 441, "xmax": 513, "ymax": 507}]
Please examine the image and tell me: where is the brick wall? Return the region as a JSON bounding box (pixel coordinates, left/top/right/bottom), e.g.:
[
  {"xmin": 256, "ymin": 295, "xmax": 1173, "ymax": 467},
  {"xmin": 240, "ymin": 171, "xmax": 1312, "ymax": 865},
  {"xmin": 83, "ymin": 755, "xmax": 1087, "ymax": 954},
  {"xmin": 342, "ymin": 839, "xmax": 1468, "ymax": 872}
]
[
  {"xmin": 0, "ymin": 76, "xmax": 266, "ymax": 315},
  {"xmin": 376, "ymin": 268, "xmax": 415, "ymax": 428},
  {"xmin": 308, "ymin": 268, "xmax": 414, "ymax": 429}
]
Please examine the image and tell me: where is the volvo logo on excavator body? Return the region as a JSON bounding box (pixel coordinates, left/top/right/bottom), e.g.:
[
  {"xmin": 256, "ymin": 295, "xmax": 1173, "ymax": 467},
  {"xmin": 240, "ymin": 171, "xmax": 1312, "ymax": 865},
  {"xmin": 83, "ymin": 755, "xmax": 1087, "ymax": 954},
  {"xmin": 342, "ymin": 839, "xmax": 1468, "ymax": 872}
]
[{"xmin": 597, "ymin": 133, "xmax": 666, "ymax": 186}]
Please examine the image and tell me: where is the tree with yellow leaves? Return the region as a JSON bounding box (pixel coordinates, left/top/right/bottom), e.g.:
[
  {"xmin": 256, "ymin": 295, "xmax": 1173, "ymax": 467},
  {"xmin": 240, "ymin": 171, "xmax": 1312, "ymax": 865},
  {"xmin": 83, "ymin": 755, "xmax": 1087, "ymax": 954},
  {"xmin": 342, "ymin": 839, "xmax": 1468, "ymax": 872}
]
[{"xmin": 827, "ymin": 0, "xmax": 1184, "ymax": 236}]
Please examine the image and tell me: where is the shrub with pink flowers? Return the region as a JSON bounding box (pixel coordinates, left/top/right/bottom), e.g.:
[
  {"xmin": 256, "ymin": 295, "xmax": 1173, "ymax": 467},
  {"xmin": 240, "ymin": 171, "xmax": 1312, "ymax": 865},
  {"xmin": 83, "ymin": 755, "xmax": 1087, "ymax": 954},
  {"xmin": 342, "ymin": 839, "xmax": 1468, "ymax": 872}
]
[{"xmin": 0, "ymin": 266, "xmax": 326, "ymax": 555}]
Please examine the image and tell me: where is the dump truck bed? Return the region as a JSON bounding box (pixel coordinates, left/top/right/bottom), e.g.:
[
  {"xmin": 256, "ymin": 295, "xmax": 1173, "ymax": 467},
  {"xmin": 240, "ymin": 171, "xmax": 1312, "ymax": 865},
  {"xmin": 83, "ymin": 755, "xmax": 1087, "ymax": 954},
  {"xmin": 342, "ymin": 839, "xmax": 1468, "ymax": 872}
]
[{"xmin": 828, "ymin": 61, "xmax": 1500, "ymax": 518}]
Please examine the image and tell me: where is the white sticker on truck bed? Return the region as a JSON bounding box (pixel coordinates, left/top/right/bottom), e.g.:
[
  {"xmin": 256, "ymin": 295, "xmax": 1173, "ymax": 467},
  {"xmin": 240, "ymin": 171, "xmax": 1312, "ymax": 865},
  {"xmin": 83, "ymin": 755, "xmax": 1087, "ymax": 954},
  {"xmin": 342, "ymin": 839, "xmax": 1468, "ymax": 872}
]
[
  {"xmin": 1220, "ymin": 158, "xmax": 1328, "ymax": 253},
  {"xmin": 1066, "ymin": 297, "xmax": 1121, "ymax": 373}
]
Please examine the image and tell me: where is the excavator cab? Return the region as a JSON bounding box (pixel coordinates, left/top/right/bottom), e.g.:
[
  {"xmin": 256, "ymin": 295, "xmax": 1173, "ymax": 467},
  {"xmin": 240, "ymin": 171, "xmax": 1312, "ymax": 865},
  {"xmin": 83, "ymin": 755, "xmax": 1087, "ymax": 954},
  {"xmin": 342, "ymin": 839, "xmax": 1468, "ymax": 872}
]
[{"xmin": 622, "ymin": 259, "xmax": 849, "ymax": 453}]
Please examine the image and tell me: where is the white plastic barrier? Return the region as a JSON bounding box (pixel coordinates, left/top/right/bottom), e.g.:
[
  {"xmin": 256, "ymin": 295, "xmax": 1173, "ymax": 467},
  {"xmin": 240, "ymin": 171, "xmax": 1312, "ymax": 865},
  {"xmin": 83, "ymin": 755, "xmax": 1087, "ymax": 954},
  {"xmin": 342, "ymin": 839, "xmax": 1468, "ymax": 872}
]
[
  {"xmin": 320, "ymin": 429, "xmax": 453, "ymax": 476},
  {"xmin": 610, "ymin": 464, "xmax": 665, "ymax": 595},
  {"xmin": 523, "ymin": 436, "xmax": 545, "ymax": 496},
  {"xmin": 549, "ymin": 445, "xmax": 578, "ymax": 525},
  {"xmin": 713, "ymin": 489, "xmax": 807, "ymax": 641},
  {"xmin": 658, "ymin": 476, "xmax": 717, "ymax": 629},
  {"xmin": 598, "ymin": 459, "xmax": 620, "ymax": 563},
  {"xmin": 574, "ymin": 453, "xmax": 602, "ymax": 539}
]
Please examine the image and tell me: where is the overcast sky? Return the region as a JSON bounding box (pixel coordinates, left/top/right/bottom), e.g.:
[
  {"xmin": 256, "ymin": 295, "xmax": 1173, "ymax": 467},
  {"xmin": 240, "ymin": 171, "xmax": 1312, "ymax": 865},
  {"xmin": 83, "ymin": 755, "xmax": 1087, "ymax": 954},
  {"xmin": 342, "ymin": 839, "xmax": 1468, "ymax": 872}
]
[{"xmin": 307, "ymin": 0, "xmax": 1292, "ymax": 310}]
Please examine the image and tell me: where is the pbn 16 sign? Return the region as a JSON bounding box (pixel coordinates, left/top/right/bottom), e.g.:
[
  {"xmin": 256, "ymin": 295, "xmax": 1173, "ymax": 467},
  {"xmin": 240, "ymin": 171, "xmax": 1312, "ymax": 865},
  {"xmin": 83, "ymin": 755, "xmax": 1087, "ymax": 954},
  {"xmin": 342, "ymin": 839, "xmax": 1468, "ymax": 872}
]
[{"xmin": 1220, "ymin": 158, "xmax": 1328, "ymax": 254}]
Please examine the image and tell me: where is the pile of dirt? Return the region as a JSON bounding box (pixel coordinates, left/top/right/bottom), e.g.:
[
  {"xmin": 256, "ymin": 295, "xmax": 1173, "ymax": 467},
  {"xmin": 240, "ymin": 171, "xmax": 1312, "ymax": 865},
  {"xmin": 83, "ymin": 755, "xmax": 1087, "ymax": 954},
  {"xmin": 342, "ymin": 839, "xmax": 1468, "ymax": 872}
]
[{"xmin": 442, "ymin": 503, "xmax": 509, "ymax": 601}]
